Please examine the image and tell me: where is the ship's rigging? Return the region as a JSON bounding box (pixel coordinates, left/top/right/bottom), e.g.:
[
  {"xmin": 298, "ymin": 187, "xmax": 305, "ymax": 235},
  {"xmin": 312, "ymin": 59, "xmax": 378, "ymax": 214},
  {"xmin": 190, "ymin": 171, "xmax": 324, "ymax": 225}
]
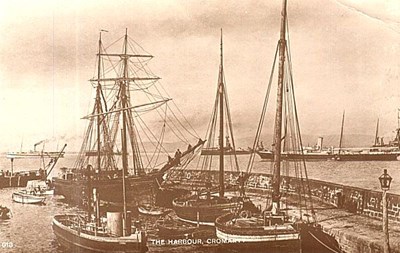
[{"xmin": 73, "ymin": 29, "xmax": 201, "ymax": 177}]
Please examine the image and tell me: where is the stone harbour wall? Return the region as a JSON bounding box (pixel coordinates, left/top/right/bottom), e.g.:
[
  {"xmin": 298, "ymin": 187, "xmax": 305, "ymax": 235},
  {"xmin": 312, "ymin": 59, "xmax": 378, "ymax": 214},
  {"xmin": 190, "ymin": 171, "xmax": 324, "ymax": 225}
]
[{"xmin": 169, "ymin": 169, "xmax": 400, "ymax": 223}]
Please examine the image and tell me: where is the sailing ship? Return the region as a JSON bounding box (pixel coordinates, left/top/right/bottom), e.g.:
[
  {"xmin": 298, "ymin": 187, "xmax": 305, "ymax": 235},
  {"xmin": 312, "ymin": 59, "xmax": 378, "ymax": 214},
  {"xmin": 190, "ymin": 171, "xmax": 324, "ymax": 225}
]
[
  {"xmin": 215, "ymin": 1, "xmax": 341, "ymax": 252},
  {"xmin": 172, "ymin": 32, "xmax": 255, "ymax": 226},
  {"xmin": 52, "ymin": 30, "xmax": 203, "ymax": 205}
]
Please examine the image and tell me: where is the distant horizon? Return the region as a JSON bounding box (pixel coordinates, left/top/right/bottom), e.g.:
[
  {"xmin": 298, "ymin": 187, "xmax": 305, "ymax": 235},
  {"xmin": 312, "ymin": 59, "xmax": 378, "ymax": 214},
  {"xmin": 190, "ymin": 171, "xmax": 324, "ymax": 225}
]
[{"xmin": 1, "ymin": 132, "xmax": 396, "ymax": 154}]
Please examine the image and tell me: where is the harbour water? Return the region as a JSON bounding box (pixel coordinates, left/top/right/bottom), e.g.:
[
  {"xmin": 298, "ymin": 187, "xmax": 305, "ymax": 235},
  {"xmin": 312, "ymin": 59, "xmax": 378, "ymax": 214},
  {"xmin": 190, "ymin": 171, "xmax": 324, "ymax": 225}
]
[{"xmin": 0, "ymin": 153, "xmax": 399, "ymax": 252}]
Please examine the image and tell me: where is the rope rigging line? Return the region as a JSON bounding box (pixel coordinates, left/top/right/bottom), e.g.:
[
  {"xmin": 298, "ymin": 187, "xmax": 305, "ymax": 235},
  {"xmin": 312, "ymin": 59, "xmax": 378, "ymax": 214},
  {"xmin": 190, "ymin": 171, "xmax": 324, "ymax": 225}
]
[
  {"xmin": 246, "ymin": 42, "xmax": 279, "ymax": 175},
  {"xmin": 138, "ymin": 88, "xmax": 169, "ymax": 101},
  {"xmin": 127, "ymin": 59, "xmax": 158, "ymax": 82},
  {"xmin": 222, "ymin": 72, "xmax": 240, "ymax": 172},
  {"xmin": 140, "ymin": 85, "xmax": 191, "ymax": 144},
  {"xmin": 126, "ymin": 110, "xmax": 144, "ymax": 175},
  {"xmin": 74, "ymin": 100, "xmax": 99, "ymax": 170},
  {"xmin": 154, "ymin": 84, "xmax": 199, "ymax": 140},
  {"xmin": 143, "ymin": 110, "xmax": 167, "ymax": 169},
  {"xmin": 138, "ymin": 85, "xmax": 190, "ymax": 144},
  {"xmin": 127, "ymin": 36, "xmax": 153, "ymax": 57},
  {"xmin": 156, "ymin": 82, "xmax": 200, "ymax": 138},
  {"xmin": 129, "ymin": 114, "xmax": 150, "ymax": 172},
  {"xmin": 133, "ymin": 106, "xmax": 170, "ymax": 155},
  {"xmin": 283, "ymin": 73, "xmax": 308, "ymax": 217},
  {"xmin": 128, "ymin": 58, "xmax": 156, "ymax": 80},
  {"xmin": 200, "ymin": 78, "xmax": 221, "ymax": 172},
  {"xmin": 285, "ymin": 18, "xmax": 316, "ymax": 219}
]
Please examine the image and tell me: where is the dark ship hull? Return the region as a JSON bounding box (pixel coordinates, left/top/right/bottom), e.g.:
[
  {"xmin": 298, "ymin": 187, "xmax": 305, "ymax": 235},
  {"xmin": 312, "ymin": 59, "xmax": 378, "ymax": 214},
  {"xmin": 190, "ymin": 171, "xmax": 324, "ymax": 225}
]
[
  {"xmin": 172, "ymin": 196, "xmax": 240, "ymax": 226},
  {"xmin": 52, "ymin": 215, "xmax": 148, "ymax": 253},
  {"xmin": 201, "ymin": 148, "xmax": 252, "ymax": 156},
  {"xmin": 215, "ymin": 213, "xmax": 340, "ymax": 253},
  {"xmin": 53, "ymin": 142, "xmax": 203, "ymax": 205},
  {"xmin": 333, "ymin": 153, "xmax": 400, "ymax": 161},
  {"xmin": 215, "ymin": 213, "xmax": 301, "ymax": 253},
  {"xmin": 53, "ymin": 173, "xmax": 159, "ymax": 205},
  {"xmin": 297, "ymin": 223, "xmax": 341, "ymax": 253},
  {"xmin": 257, "ymin": 150, "xmax": 400, "ymax": 161},
  {"xmin": 0, "ymin": 170, "xmax": 44, "ymax": 188},
  {"xmin": 257, "ymin": 151, "xmax": 334, "ymax": 161}
]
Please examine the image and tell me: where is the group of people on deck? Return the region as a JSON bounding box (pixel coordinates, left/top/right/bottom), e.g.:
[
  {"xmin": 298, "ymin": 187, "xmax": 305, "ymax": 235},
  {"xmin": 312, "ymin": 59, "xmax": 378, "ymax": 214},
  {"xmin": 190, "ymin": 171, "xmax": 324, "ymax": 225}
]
[
  {"xmin": 168, "ymin": 149, "xmax": 182, "ymax": 166},
  {"xmin": 167, "ymin": 138, "xmax": 204, "ymax": 166}
]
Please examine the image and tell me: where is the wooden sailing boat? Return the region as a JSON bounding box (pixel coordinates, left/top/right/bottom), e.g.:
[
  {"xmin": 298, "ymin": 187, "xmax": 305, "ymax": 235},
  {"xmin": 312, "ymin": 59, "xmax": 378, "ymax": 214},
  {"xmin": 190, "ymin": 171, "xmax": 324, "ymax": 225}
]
[
  {"xmin": 172, "ymin": 32, "xmax": 254, "ymax": 226},
  {"xmin": 53, "ymin": 30, "xmax": 203, "ymax": 205},
  {"xmin": 215, "ymin": 1, "xmax": 341, "ymax": 252}
]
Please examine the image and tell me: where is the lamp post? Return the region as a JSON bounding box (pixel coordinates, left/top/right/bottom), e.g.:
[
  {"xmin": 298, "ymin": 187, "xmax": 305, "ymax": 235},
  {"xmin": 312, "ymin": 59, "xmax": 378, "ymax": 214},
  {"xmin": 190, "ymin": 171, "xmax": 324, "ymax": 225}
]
[{"xmin": 379, "ymin": 169, "xmax": 392, "ymax": 253}]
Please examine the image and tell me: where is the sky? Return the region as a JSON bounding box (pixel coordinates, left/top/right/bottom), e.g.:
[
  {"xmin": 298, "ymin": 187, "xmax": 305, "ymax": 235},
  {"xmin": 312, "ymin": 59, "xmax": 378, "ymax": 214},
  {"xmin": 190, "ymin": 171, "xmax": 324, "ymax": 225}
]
[{"xmin": 0, "ymin": 0, "xmax": 399, "ymax": 151}]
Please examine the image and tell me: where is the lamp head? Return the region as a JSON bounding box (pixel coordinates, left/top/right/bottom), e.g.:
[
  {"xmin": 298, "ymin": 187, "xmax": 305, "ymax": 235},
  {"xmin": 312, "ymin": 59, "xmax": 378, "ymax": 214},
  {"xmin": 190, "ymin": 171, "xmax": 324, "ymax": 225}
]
[{"xmin": 379, "ymin": 169, "xmax": 392, "ymax": 191}]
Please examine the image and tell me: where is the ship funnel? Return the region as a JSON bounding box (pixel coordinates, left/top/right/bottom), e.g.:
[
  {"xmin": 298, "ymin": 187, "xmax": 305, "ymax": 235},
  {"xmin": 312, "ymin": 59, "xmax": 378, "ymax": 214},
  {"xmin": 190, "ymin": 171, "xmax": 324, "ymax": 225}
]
[
  {"xmin": 317, "ymin": 137, "xmax": 323, "ymax": 152},
  {"xmin": 106, "ymin": 211, "xmax": 131, "ymax": 237}
]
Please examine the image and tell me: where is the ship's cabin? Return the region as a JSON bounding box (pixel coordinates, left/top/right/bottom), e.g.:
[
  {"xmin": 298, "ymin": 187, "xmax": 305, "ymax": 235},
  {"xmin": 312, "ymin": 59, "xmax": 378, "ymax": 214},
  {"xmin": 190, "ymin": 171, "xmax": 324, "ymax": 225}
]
[{"xmin": 262, "ymin": 210, "xmax": 289, "ymax": 226}]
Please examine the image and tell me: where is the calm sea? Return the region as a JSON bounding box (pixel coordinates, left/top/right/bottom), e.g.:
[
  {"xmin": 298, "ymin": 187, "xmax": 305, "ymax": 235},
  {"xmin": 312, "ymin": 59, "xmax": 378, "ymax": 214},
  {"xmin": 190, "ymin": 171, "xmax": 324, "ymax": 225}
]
[{"xmin": 0, "ymin": 153, "xmax": 398, "ymax": 252}]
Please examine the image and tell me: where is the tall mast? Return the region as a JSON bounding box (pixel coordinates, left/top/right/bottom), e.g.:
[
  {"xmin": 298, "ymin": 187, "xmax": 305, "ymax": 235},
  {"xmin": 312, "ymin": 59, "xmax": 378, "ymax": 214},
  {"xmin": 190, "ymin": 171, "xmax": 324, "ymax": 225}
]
[
  {"xmin": 374, "ymin": 118, "xmax": 379, "ymax": 146},
  {"xmin": 219, "ymin": 29, "xmax": 225, "ymax": 198},
  {"xmin": 121, "ymin": 28, "xmax": 129, "ymax": 237},
  {"xmin": 271, "ymin": 0, "xmax": 287, "ymax": 214},
  {"xmin": 96, "ymin": 32, "xmax": 103, "ymax": 172},
  {"xmin": 338, "ymin": 110, "xmax": 345, "ymax": 155}
]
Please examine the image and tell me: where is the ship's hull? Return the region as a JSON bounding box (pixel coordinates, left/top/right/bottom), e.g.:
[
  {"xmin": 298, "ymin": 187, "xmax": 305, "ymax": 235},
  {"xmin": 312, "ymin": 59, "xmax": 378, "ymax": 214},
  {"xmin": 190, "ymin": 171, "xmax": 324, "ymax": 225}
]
[
  {"xmin": 333, "ymin": 153, "xmax": 400, "ymax": 161},
  {"xmin": 201, "ymin": 149, "xmax": 252, "ymax": 156},
  {"xmin": 53, "ymin": 173, "xmax": 160, "ymax": 205},
  {"xmin": 257, "ymin": 150, "xmax": 400, "ymax": 161},
  {"xmin": 52, "ymin": 215, "xmax": 148, "ymax": 253},
  {"xmin": 6, "ymin": 152, "xmax": 64, "ymax": 159},
  {"xmin": 257, "ymin": 151, "xmax": 333, "ymax": 161},
  {"xmin": 156, "ymin": 216, "xmax": 196, "ymax": 238},
  {"xmin": 215, "ymin": 213, "xmax": 340, "ymax": 253},
  {"xmin": 12, "ymin": 192, "xmax": 45, "ymax": 204},
  {"xmin": 138, "ymin": 205, "xmax": 169, "ymax": 216},
  {"xmin": 215, "ymin": 213, "xmax": 301, "ymax": 253},
  {"xmin": 0, "ymin": 173, "xmax": 43, "ymax": 188},
  {"xmin": 172, "ymin": 197, "xmax": 239, "ymax": 226},
  {"xmin": 296, "ymin": 223, "xmax": 341, "ymax": 253}
]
